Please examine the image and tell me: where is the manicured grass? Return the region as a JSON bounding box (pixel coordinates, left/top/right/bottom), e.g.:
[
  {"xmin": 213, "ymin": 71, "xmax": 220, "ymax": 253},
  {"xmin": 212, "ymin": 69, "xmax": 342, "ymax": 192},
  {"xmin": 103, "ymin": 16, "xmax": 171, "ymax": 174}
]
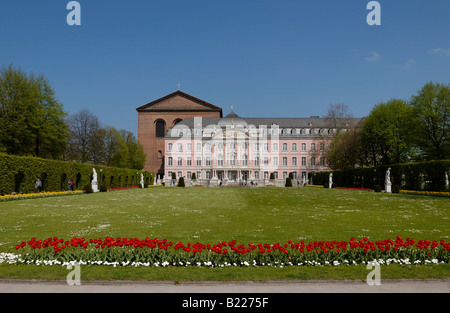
[{"xmin": 0, "ymin": 187, "xmax": 449, "ymax": 281}]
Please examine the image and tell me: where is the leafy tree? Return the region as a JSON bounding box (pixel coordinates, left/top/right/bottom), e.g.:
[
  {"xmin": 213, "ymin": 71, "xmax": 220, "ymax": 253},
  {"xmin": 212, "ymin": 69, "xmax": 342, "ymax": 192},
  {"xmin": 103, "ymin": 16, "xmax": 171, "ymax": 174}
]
[
  {"xmin": 119, "ymin": 129, "xmax": 146, "ymax": 170},
  {"xmin": 0, "ymin": 65, "xmax": 68, "ymax": 158},
  {"xmin": 360, "ymin": 99, "xmax": 414, "ymax": 165},
  {"xmin": 103, "ymin": 126, "xmax": 128, "ymax": 168},
  {"xmin": 328, "ymin": 128, "xmax": 364, "ymax": 169},
  {"xmin": 409, "ymin": 82, "xmax": 449, "ymax": 160}
]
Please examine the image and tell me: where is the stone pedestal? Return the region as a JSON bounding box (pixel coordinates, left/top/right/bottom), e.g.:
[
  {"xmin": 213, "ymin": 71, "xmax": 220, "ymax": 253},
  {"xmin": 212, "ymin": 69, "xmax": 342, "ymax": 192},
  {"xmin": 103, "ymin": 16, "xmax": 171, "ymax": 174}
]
[{"xmin": 385, "ymin": 182, "xmax": 392, "ymax": 193}]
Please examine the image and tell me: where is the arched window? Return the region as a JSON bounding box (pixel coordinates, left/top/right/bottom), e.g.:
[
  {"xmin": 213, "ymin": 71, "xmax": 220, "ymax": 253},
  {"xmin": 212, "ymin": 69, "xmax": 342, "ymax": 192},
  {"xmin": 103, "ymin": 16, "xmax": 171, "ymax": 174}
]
[
  {"xmin": 155, "ymin": 120, "xmax": 166, "ymax": 138},
  {"xmin": 173, "ymin": 118, "xmax": 183, "ymax": 125}
]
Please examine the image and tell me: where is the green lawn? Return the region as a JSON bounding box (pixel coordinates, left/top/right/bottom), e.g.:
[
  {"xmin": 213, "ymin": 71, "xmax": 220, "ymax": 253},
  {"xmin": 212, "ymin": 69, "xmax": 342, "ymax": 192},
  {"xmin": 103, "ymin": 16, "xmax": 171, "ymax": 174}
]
[{"xmin": 0, "ymin": 187, "xmax": 449, "ymax": 281}]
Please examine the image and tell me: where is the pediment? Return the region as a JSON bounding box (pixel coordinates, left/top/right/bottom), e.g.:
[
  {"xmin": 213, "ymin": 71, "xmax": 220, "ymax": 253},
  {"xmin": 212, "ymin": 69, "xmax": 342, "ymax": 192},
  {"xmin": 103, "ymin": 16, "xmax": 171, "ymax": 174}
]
[{"xmin": 136, "ymin": 91, "xmax": 223, "ymax": 114}]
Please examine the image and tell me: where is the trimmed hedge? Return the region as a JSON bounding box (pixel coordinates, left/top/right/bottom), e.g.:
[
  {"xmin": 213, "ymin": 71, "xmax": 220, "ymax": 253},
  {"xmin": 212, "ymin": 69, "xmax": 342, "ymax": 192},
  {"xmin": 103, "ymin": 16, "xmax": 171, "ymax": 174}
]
[
  {"xmin": 312, "ymin": 160, "xmax": 450, "ymax": 192},
  {"xmin": 0, "ymin": 153, "xmax": 153, "ymax": 195}
]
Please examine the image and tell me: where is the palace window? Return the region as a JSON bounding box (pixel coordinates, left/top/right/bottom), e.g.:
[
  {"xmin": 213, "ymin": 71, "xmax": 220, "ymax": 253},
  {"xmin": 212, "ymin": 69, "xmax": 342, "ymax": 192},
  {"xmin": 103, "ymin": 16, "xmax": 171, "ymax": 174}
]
[
  {"xmin": 320, "ymin": 157, "xmax": 325, "ymax": 167},
  {"xmin": 242, "ymin": 155, "xmax": 248, "ymax": 166},
  {"xmin": 292, "ymin": 157, "xmax": 297, "ymax": 167},
  {"xmin": 301, "ymin": 157, "xmax": 306, "ymax": 167},
  {"xmin": 292, "ymin": 143, "xmax": 297, "ymax": 151},
  {"xmin": 229, "ymin": 154, "xmax": 236, "ymax": 166},
  {"xmin": 301, "ymin": 143, "xmax": 307, "ymax": 151},
  {"xmin": 273, "ymin": 143, "xmax": 278, "ymax": 151}
]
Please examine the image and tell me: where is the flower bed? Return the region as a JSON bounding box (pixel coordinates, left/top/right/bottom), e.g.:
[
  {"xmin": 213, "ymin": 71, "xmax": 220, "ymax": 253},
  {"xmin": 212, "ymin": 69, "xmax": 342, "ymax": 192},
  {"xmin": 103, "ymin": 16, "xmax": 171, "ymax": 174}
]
[
  {"xmin": 400, "ymin": 190, "xmax": 450, "ymax": 197},
  {"xmin": 107, "ymin": 186, "xmax": 140, "ymax": 191},
  {"xmin": 0, "ymin": 190, "xmax": 83, "ymax": 202},
  {"xmin": 3, "ymin": 236, "xmax": 448, "ymax": 268},
  {"xmin": 304, "ymin": 185, "xmax": 324, "ymax": 188}
]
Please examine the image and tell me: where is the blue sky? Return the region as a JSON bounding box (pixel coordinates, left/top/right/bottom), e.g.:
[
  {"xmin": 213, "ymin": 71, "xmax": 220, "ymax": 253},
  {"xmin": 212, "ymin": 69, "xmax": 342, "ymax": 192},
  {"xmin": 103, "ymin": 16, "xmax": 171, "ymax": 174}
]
[{"xmin": 1, "ymin": 0, "xmax": 449, "ymax": 136}]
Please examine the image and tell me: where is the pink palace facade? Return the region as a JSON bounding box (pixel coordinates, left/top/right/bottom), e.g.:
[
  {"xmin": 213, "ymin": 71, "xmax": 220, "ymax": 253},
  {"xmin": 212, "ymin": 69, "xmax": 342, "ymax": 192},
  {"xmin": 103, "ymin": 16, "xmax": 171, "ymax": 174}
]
[{"xmin": 161, "ymin": 109, "xmax": 361, "ymax": 186}]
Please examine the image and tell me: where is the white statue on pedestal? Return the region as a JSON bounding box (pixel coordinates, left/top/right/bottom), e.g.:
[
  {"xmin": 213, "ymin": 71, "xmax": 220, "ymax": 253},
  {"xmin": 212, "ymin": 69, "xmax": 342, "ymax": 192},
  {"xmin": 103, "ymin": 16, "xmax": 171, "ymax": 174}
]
[
  {"xmin": 385, "ymin": 167, "xmax": 392, "ymax": 193},
  {"xmin": 92, "ymin": 168, "xmax": 99, "ymax": 192},
  {"xmin": 329, "ymin": 173, "xmax": 333, "ymax": 189},
  {"xmin": 140, "ymin": 173, "xmax": 144, "ymax": 188}
]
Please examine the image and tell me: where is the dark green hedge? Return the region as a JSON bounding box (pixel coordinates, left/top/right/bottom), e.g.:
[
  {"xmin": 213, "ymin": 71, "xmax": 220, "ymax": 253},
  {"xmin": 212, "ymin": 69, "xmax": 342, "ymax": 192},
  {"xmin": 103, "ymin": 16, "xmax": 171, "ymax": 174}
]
[
  {"xmin": 0, "ymin": 153, "xmax": 154, "ymax": 194},
  {"xmin": 312, "ymin": 160, "xmax": 450, "ymax": 192}
]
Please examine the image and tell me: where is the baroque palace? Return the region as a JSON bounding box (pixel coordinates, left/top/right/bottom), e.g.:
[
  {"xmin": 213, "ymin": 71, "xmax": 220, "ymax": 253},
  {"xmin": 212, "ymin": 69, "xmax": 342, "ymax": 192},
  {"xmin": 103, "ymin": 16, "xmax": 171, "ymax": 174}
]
[{"xmin": 137, "ymin": 91, "xmax": 361, "ymax": 186}]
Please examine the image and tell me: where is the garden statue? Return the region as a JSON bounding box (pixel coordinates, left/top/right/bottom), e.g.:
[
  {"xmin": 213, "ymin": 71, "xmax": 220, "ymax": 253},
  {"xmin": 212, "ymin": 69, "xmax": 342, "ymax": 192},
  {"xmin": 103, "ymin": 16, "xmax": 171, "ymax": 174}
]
[
  {"xmin": 385, "ymin": 167, "xmax": 392, "ymax": 193},
  {"xmin": 92, "ymin": 168, "xmax": 99, "ymax": 192}
]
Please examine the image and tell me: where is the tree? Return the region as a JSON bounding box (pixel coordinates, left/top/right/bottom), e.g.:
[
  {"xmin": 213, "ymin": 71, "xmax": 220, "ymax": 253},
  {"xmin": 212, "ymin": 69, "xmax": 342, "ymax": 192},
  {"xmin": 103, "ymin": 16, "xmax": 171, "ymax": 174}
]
[
  {"xmin": 119, "ymin": 129, "xmax": 146, "ymax": 170},
  {"xmin": 65, "ymin": 108, "xmax": 101, "ymax": 163},
  {"xmin": 0, "ymin": 65, "xmax": 68, "ymax": 158},
  {"xmin": 409, "ymin": 82, "xmax": 450, "ymax": 160},
  {"xmin": 360, "ymin": 99, "xmax": 415, "ymax": 166},
  {"xmin": 30, "ymin": 75, "xmax": 69, "ymax": 158},
  {"xmin": 328, "ymin": 128, "xmax": 364, "ymax": 169},
  {"xmin": 103, "ymin": 126, "xmax": 128, "ymax": 168},
  {"xmin": 324, "ymin": 103, "xmax": 353, "ymax": 128}
]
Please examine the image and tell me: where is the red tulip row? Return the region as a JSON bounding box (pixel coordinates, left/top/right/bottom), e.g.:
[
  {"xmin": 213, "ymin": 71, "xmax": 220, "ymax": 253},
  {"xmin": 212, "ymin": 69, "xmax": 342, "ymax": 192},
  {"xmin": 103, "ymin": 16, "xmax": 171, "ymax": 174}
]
[{"xmin": 15, "ymin": 236, "xmax": 450, "ymax": 255}]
